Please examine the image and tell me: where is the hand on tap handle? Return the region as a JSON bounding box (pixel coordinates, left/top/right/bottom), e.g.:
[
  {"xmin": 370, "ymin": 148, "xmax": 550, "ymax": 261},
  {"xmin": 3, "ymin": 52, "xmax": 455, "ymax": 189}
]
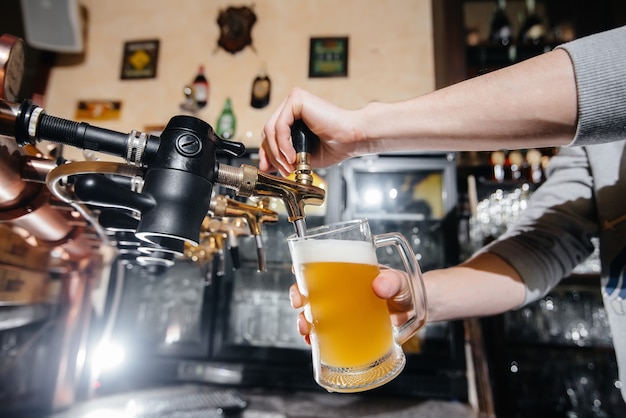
[
  {"xmin": 2, "ymin": 96, "xmax": 323, "ymax": 265},
  {"xmin": 216, "ymin": 119, "xmax": 325, "ymax": 237}
]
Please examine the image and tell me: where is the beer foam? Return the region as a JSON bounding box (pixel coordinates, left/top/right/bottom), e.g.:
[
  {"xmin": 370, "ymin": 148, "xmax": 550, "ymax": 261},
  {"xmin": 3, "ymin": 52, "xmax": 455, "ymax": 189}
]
[{"xmin": 290, "ymin": 239, "xmax": 378, "ymax": 265}]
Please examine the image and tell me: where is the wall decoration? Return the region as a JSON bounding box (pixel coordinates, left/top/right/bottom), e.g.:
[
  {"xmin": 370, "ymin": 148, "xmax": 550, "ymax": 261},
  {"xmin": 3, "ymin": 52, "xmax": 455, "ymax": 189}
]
[
  {"xmin": 75, "ymin": 100, "xmax": 122, "ymax": 120},
  {"xmin": 216, "ymin": 6, "xmax": 257, "ymax": 54},
  {"xmin": 309, "ymin": 37, "xmax": 349, "ymax": 78},
  {"xmin": 120, "ymin": 39, "xmax": 159, "ymax": 80}
]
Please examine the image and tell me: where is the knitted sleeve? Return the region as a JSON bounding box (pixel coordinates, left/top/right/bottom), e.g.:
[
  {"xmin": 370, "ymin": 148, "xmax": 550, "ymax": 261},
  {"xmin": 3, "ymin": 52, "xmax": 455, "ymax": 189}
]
[{"xmin": 557, "ymin": 26, "xmax": 626, "ymax": 146}]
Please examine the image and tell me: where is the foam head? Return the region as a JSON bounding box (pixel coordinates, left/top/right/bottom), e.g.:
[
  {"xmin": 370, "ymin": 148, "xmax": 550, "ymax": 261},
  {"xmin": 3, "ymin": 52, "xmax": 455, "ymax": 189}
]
[{"xmin": 289, "ymin": 239, "xmax": 378, "ymax": 266}]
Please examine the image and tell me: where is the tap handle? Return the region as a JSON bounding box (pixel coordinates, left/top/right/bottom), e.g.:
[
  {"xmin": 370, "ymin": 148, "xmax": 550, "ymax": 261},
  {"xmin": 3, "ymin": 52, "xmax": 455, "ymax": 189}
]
[
  {"xmin": 229, "ymin": 245, "xmax": 241, "ymax": 269},
  {"xmin": 226, "ymin": 230, "xmax": 241, "ymax": 269},
  {"xmin": 216, "ymin": 135, "xmax": 246, "ymax": 157},
  {"xmin": 291, "ymin": 119, "xmax": 319, "ymax": 154}
]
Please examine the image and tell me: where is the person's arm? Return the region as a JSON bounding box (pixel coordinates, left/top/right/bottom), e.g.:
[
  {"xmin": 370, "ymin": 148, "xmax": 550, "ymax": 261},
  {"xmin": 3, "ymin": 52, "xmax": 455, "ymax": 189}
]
[
  {"xmin": 261, "ymin": 48, "xmax": 577, "ymax": 176},
  {"xmin": 261, "ymin": 25, "xmax": 626, "ymax": 176},
  {"xmin": 290, "ymin": 251, "xmax": 526, "ymax": 342},
  {"xmin": 424, "ymin": 253, "xmax": 526, "ymax": 322}
]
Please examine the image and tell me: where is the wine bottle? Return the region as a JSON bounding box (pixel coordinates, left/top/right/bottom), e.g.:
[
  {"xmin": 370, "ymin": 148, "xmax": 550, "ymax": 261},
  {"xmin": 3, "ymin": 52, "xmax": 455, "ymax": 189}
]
[
  {"xmin": 489, "ymin": 0, "xmax": 513, "ymax": 46},
  {"xmin": 216, "ymin": 98, "xmax": 236, "ymax": 139},
  {"xmin": 507, "ymin": 150, "xmax": 524, "ymax": 181},
  {"xmin": 491, "ymin": 150, "xmax": 506, "ymax": 182},
  {"xmin": 525, "ymin": 148, "xmax": 543, "ymax": 183},
  {"xmin": 192, "ymin": 66, "xmax": 209, "ymax": 108},
  {"xmin": 250, "ymin": 64, "xmax": 271, "ymax": 109},
  {"xmin": 518, "ymin": 0, "xmax": 546, "ymax": 45}
]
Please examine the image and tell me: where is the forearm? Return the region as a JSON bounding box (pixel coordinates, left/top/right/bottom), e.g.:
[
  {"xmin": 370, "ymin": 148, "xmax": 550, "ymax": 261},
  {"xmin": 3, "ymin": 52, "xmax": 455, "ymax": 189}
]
[
  {"xmin": 424, "ymin": 252, "xmax": 526, "ymax": 322},
  {"xmin": 358, "ymin": 48, "xmax": 577, "ymax": 153}
]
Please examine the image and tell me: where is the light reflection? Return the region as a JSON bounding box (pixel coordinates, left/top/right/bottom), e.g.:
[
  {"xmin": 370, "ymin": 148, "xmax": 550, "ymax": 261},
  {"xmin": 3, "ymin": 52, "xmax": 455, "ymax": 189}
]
[
  {"xmin": 84, "ymin": 409, "xmax": 131, "ymax": 418},
  {"xmin": 93, "ymin": 341, "xmax": 125, "ymax": 372},
  {"xmin": 363, "ymin": 187, "xmax": 383, "ymax": 206},
  {"xmin": 165, "ymin": 322, "xmax": 182, "ymax": 344}
]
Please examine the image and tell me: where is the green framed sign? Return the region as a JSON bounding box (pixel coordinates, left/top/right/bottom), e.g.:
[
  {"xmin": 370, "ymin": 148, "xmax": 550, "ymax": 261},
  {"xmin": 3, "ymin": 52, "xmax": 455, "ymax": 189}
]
[{"xmin": 308, "ymin": 37, "xmax": 349, "ymax": 78}]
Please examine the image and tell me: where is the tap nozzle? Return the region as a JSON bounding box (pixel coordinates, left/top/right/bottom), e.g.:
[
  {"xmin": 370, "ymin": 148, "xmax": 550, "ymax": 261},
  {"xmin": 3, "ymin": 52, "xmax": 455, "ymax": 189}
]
[
  {"xmin": 208, "ymin": 194, "xmax": 279, "ymax": 271},
  {"xmin": 209, "ymin": 194, "xmax": 278, "ymax": 236},
  {"xmin": 214, "ymin": 120, "xmax": 323, "ymax": 233},
  {"xmin": 216, "ymin": 164, "xmax": 325, "ymax": 223}
]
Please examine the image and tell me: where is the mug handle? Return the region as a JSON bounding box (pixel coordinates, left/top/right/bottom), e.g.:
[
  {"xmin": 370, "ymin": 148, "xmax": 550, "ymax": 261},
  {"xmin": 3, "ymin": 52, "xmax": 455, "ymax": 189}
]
[{"xmin": 373, "ymin": 233, "xmax": 428, "ymax": 344}]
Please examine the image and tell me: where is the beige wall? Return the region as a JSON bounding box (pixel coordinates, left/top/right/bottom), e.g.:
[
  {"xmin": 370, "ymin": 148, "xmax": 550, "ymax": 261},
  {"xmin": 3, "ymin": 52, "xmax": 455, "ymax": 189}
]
[{"xmin": 44, "ymin": 0, "xmax": 434, "ymax": 156}]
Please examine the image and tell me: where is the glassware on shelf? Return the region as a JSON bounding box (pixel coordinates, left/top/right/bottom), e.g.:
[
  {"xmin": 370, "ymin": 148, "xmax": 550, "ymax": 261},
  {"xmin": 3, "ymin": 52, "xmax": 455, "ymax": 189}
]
[
  {"xmin": 504, "ymin": 287, "xmax": 612, "ymax": 348},
  {"xmin": 469, "ymin": 185, "xmax": 531, "ymax": 250},
  {"xmin": 468, "ymin": 186, "xmax": 600, "ymax": 274}
]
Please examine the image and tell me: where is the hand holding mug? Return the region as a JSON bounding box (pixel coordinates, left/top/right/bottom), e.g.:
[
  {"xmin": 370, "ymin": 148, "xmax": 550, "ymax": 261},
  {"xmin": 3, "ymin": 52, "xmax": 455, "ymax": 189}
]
[
  {"xmin": 287, "ymin": 219, "xmax": 427, "ymax": 393},
  {"xmin": 289, "ymin": 267, "xmax": 418, "ymax": 345}
]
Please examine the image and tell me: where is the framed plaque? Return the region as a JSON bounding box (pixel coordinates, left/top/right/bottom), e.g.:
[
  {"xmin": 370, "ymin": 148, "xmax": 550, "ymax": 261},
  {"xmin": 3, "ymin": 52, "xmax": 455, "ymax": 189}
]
[
  {"xmin": 120, "ymin": 39, "xmax": 160, "ymax": 80},
  {"xmin": 308, "ymin": 37, "xmax": 348, "ymax": 78}
]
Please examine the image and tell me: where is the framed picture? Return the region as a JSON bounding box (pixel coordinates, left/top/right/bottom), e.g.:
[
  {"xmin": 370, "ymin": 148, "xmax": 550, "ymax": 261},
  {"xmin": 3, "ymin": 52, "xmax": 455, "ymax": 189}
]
[
  {"xmin": 308, "ymin": 37, "xmax": 349, "ymax": 78},
  {"xmin": 120, "ymin": 39, "xmax": 160, "ymax": 80},
  {"xmin": 75, "ymin": 100, "xmax": 122, "ymax": 120}
]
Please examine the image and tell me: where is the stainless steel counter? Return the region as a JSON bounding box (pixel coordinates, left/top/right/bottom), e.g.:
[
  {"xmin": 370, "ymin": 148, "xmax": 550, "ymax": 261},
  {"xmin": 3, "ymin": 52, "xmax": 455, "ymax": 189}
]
[{"xmin": 48, "ymin": 384, "xmax": 477, "ymax": 418}]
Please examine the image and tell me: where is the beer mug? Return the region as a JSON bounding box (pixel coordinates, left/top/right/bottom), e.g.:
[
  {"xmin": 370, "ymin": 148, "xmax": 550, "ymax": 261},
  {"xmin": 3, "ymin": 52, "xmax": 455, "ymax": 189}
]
[{"xmin": 287, "ymin": 219, "xmax": 427, "ymax": 393}]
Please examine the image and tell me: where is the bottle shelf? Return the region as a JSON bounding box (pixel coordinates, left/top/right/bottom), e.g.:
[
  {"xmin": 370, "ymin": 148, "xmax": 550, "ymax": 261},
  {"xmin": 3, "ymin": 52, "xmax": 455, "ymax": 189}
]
[{"xmin": 466, "ymin": 43, "xmax": 554, "ymax": 75}]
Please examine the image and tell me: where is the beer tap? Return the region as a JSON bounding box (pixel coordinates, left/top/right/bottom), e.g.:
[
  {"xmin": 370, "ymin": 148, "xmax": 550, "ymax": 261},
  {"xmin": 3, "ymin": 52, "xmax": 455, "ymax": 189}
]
[
  {"xmin": 215, "ymin": 120, "xmax": 323, "ymax": 237},
  {"xmin": 0, "ymin": 98, "xmax": 325, "ymax": 267},
  {"xmin": 209, "ymin": 195, "xmax": 278, "ymax": 271},
  {"xmin": 290, "ymin": 119, "xmax": 321, "ymax": 235},
  {"xmin": 207, "ymin": 217, "xmax": 248, "ymax": 270},
  {"xmin": 185, "ymin": 217, "xmax": 228, "ymax": 277}
]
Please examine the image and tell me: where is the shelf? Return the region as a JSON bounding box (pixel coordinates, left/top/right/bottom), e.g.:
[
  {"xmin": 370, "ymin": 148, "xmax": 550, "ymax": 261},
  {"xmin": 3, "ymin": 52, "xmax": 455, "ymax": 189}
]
[{"xmin": 466, "ymin": 43, "xmax": 554, "ymax": 75}]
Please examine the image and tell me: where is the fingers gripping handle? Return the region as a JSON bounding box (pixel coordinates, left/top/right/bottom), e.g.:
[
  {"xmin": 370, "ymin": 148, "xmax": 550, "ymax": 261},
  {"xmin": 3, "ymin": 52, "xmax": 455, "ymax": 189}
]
[
  {"xmin": 291, "ymin": 119, "xmax": 319, "ymax": 154},
  {"xmin": 374, "ymin": 233, "xmax": 428, "ymax": 344}
]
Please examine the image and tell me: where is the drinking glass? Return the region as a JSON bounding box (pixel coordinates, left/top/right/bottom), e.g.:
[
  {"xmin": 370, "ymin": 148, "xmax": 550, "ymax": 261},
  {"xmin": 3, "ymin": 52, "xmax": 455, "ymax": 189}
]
[{"xmin": 287, "ymin": 219, "xmax": 427, "ymax": 392}]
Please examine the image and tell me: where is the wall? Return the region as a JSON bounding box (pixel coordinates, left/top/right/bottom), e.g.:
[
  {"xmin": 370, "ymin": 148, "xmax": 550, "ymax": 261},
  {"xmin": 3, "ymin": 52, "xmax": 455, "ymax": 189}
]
[{"xmin": 43, "ymin": 0, "xmax": 434, "ymax": 157}]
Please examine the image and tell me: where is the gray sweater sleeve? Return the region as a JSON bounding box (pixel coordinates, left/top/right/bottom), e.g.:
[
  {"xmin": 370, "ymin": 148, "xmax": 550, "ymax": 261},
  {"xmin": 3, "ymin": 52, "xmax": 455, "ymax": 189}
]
[
  {"xmin": 476, "ymin": 145, "xmax": 598, "ymax": 305},
  {"xmin": 557, "ymin": 26, "xmax": 626, "ymax": 146}
]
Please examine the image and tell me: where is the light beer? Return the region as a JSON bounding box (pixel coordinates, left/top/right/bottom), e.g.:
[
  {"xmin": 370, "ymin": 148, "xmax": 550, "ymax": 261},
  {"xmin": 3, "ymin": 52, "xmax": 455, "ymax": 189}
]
[{"xmin": 291, "ymin": 239, "xmax": 394, "ymax": 368}]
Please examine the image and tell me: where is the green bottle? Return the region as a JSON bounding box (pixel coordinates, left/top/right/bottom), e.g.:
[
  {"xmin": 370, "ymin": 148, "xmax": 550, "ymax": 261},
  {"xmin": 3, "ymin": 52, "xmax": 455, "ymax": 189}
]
[{"xmin": 216, "ymin": 97, "xmax": 236, "ymax": 139}]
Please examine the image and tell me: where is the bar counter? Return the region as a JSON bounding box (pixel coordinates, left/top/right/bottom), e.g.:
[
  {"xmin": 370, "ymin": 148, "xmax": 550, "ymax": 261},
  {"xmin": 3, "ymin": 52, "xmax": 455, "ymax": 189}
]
[{"xmin": 49, "ymin": 384, "xmax": 477, "ymax": 418}]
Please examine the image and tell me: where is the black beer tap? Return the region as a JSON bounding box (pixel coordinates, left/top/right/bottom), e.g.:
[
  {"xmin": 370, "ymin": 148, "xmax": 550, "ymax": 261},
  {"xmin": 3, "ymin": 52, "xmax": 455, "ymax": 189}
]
[
  {"xmin": 1, "ymin": 100, "xmax": 246, "ymax": 252},
  {"xmin": 0, "ymin": 99, "xmax": 325, "ymax": 265}
]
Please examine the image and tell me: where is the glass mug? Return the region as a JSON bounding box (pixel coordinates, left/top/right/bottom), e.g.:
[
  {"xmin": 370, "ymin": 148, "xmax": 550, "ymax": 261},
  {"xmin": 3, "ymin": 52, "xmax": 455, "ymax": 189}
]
[{"xmin": 287, "ymin": 219, "xmax": 428, "ymax": 393}]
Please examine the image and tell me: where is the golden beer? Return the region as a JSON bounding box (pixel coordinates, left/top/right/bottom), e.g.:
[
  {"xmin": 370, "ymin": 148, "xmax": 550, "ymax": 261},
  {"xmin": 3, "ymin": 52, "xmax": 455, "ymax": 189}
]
[
  {"xmin": 288, "ymin": 219, "xmax": 426, "ymax": 392},
  {"xmin": 291, "ymin": 239, "xmax": 394, "ymax": 368}
]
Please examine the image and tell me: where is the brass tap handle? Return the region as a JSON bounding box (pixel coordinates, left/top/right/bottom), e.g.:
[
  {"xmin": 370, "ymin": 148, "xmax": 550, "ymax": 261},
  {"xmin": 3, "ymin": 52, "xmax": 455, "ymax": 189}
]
[
  {"xmin": 216, "ymin": 164, "xmax": 325, "ymax": 223},
  {"xmin": 291, "ymin": 119, "xmax": 320, "ymax": 186}
]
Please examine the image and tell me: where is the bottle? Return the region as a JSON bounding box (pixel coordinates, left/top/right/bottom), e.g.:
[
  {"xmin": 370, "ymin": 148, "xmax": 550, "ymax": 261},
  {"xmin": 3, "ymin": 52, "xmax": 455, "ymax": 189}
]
[
  {"xmin": 250, "ymin": 64, "xmax": 271, "ymax": 109},
  {"xmin": 192, "ymin": 66, "xmax": 209, "ymax": 108},
  {"xmin": 518, "ymin": 0, "xmax": 546, "ymax": 45},
  {"xmin": 216, "ymin": 98, "xmax": 236, "ymax": 139},
  {"xmin": 489, "ymin": 0, "xmax": 513, "ymax": 46},
  {"xmin": 525, "ymin": 148, "xmax": 544, "ymax": 183},
  {"xmin": 490, "ymin": 150, "xmax": 506, "ymax": 182},
  {"xmin": 507, "ymin": 150, "xmax": 524, "ymax": 181}
]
